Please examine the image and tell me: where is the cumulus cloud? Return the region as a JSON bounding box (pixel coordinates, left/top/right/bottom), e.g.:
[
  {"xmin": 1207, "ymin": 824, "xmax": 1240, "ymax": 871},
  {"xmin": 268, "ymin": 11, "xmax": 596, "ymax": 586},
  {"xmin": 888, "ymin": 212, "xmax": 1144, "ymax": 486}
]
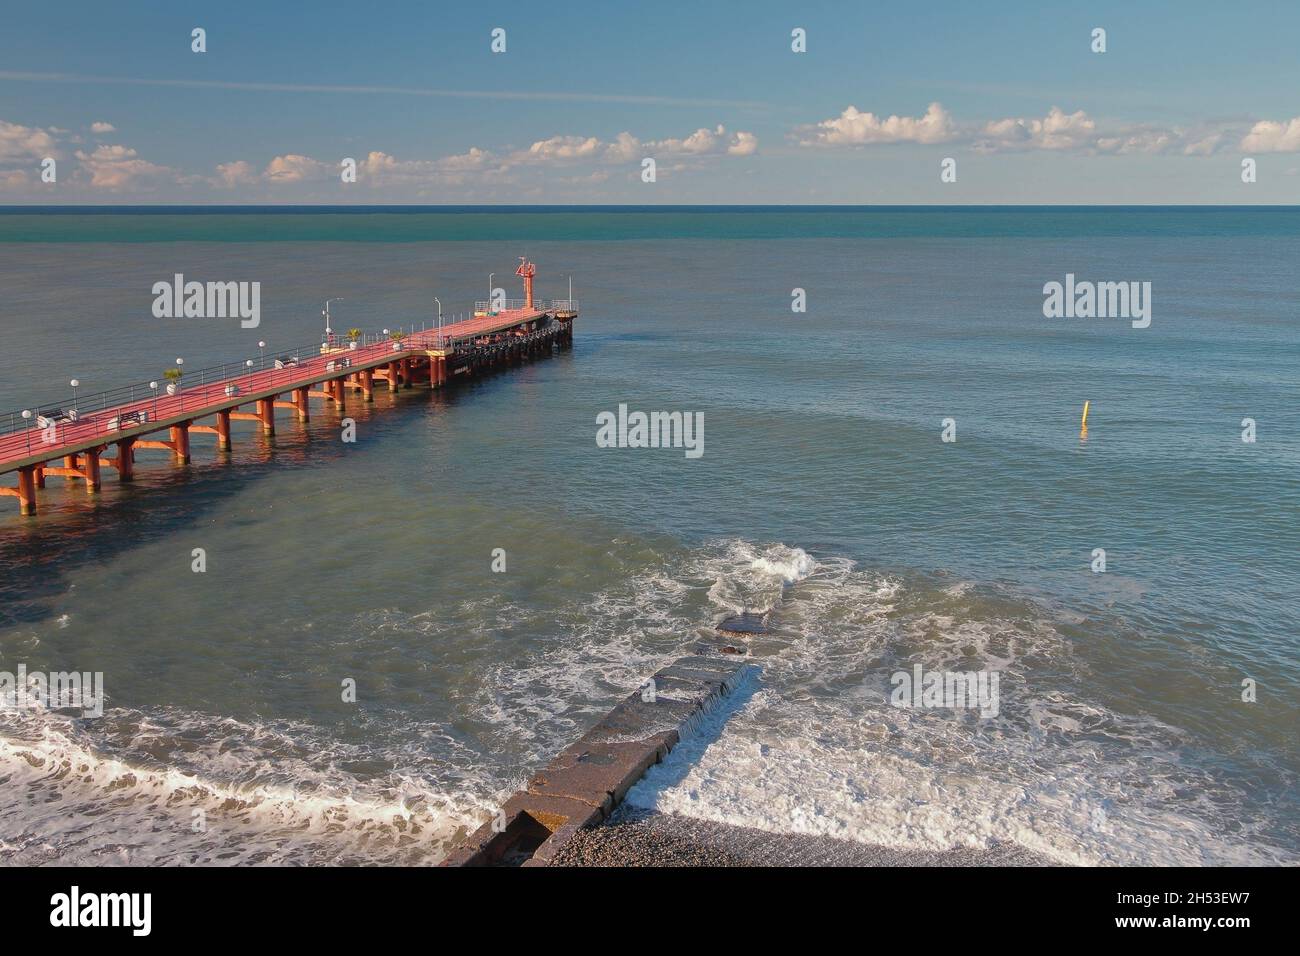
[
  {"xmin": 976, "ymin": 107, "xmax": 1096, "ymax": 151},
  {"xmin": 603, "ymin": 131, "xmax": 640, "ymax": 163},
  {"xmin": 797, "ymin": 102, "xmax": 957, "ymax": 146},
  {"xmin": 351, "ymin": 124, "xmax": 757, "ymax": 185},
  {"xmin": 437, "ymin": 146, "xmax": 494, "ymax": 172},
  {"xmin": 728, "ymin": 131, "xmax": 759, "ymax": 156},
  {"xmin": 264, "ymin": 153, "xmax": 332, "ymax": 183},
  {"xmin": 73, "ymin": 144, "xmax": 174, "ymax": 190},
  {"xmin": 517, "ymin": 135, "xmax": 603, "ymax": 163},
  {"xmin": 359, "ymin": 151, "xmax": 443, "ymax": 186},
  {"xmin": 504, "ymin": 125, "xmax": 756, "ymax": 167},
  {"xmin": 213, "ymin": 160, "xmax": 259, "ymax": 188},
  {"xmin": 3, "ymin": 121, "xmax": 179, "ymax": 193},
  {"xmin": 796, "ymin": 102, "xmax": 1252, "ymax": 158},
  {"xmin": 0, "ymin": 120, "xmax": 58, "ymax": 161},
  {"xmin": 1240, "ymin": 117, "xmax": 1300, "ymax": 153},
  {"xmin": 90, "ymin": 121, "xmax": 116, "ymax": 134},
  {"xmin": 1182, "ymin": 133, "xmax": 1223, "ymax": 156}
]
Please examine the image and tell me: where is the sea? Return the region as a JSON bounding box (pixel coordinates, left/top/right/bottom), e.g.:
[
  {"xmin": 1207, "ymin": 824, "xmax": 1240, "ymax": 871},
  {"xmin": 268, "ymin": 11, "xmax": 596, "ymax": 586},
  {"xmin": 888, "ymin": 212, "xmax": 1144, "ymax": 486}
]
[{"xmin": 0, "ymin": 206, "xmax": 1296, "ymax": 865}]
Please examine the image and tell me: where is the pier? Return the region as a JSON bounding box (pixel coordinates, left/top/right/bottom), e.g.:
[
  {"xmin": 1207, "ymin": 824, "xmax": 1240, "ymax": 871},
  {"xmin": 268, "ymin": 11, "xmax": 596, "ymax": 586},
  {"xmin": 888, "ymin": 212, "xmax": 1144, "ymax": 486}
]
[{"xmin": 0, "ymin": 259, "xmax": 576, "ymax": 516}]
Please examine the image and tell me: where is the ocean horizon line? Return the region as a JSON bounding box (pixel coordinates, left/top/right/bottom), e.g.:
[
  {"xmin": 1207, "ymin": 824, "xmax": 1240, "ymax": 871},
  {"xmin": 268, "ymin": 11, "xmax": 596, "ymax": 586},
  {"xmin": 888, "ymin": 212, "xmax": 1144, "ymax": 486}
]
[{"xmin": 3, "ymin": 203, "xmax": 1300, "ymax": 214}]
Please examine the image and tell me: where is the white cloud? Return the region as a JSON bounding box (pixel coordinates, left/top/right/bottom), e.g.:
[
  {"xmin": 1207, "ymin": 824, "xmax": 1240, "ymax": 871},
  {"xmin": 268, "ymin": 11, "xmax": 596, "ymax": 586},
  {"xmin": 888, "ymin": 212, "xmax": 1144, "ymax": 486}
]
[
  {"xmin": 603, "ymin": 131, "xmax": 640, "ymax": 163},
  {"xmin": 977, "ymin": 107, "xmax": 1096, "ymax": 151},
  {"xmin": 0, "ymin": 120, "xmax": 58, "ymax": 161},
  {"xmin": 1182, "ymin": 133, "xmax": 1223, "ymax": 156},
  {"xmin": 1240, "ymin": 117, "xmax": 1300, "ymax": 153},
  {"xmin": 796, "ymin": 103, "xmax": 1246, "ymax": 158},
  {"xmin": 360, "ymin": 151, "xmax": 442, "ymax": 185},
  {"xmin": 647, "ymin": 124, "xmax": 757, "ymax": 157},
  {"xmin": 90, "ymin": 121, "xmax": 115, "ymax": 134},
  {"xmin": 210, "ymin": 125, "xmax": 755, "ymax": 191},
  {"xmin": 437, "ymin": 146, "xmax": 495, "ymax": 172},
  {"xmin": 728, "ymin": 131, "xmax": 759, "ymax": 156},
  {"xmin": 798, "ymin": 102, "xmax": 957, "ymax": 146},
  {"xmin": 264, "ymin": 153, "xmax": 331, "ymax": 183},
  {"xmin": 213, "ymin": 160, "xmax": 259, "ymax": 188},
  {"xmin": 518, "ymin": 135, "xmax": 603, "ymax": 163},
  {"xmin": 73, "ymin": 144, "xmax": 174, "ymax": 190},
  {"xmin": 501, "ymin": 125, "xmax": 756, "ymax": 168}
]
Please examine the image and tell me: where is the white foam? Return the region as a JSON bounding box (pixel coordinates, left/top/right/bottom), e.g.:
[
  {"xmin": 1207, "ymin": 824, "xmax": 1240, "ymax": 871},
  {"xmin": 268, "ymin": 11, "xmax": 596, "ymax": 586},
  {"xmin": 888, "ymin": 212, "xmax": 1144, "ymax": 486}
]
[
  {"xmin": 749, "ymin": 546, "xmax": 816, "ymax": 585},
  {"xmin": 626, "ymin": 541, "xmax": 1296, "ymax": 866},
  {"xmin": 3, "ymin": 536, "xmax": 1292, "ymax": 866},
  {"xmin": 0, "ymin": 709, "xmax": 494, "ymax": 865},
  {"xmin": 705, "ymin": 542, "xmax": 820, "ymax": 615}
]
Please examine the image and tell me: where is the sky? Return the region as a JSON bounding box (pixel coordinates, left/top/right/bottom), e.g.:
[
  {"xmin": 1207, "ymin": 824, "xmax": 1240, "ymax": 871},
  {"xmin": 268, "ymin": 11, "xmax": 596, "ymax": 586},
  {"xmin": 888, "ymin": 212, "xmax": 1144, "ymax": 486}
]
[{"xmin": 2, "ymin": 0, "xmax": 1299, "ymax": 204}]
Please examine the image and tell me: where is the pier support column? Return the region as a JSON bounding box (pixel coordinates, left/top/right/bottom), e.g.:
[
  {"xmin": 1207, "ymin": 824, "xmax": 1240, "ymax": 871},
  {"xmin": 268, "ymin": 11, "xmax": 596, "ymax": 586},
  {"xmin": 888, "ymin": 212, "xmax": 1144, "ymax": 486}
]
[
  {"xmin": 294, "ymin": 387, "xmax": 310, "ymax": 421},
  {"xmin": 17, "ymin": 466, "xmax": 37, "ymax": 516},
  {"xmin": 387, "ymin": 362, "xmax": 400, "ymax": 393},
  {"xmin": 257, "ymin": 398, "xmax": 276, "ymax": 435},
  {"xmin": 34, "ymin": 465, "xmax": 45, "ymax": 489},
  {"xmin": 84, "ymin": 445, "xmax": 102, "ymax": 492},
  {"xmin": 332, "ymin": 378, "xmax": 345, "ymax": 408},
  {"xmin": 361, "ymin": 368, "xmax": 374, "ymax": 402},
  {"xmin": 117, "ymin": 437, "xmax": 135, "ymax": 482},
  {"xmin": 216, "ymin": 410, "xmax": 231, "ymax": 450},
  {"xmin": 170, "ymin": 423, "xmax": 191, "ymax": 463}
]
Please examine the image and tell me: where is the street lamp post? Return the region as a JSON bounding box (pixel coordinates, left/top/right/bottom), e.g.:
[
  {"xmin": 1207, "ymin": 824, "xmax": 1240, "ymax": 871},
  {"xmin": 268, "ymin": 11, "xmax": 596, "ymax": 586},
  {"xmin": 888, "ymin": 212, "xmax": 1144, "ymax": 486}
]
[
  {"xmin": 323, "ymin": 298, "xmax": 344, "ymax": 345},
  {"xmin": 258, "ymin": 340, "xmax": 266, "ymax": 369},
  {"xmin": 70, "ymin": 379, "xmax": 79, "ymax": 412},
  {"xmin": 488, "ymin": 273, "xmax": 494, "ymax": 311},
  {"xmin": 21, "ymin": 409, "xmax": 31, "ymax": 453},
  {"xmin": 150, "ymin": 382, "xmax": 158, "ymax": 419}
]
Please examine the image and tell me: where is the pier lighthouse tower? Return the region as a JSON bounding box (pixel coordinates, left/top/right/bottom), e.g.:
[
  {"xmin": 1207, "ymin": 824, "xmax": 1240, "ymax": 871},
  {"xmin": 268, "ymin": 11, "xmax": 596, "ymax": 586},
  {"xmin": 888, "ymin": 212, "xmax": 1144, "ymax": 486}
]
[{"xmin": 516, "ymin": 257, "xmax": 536, "ymax": 309}]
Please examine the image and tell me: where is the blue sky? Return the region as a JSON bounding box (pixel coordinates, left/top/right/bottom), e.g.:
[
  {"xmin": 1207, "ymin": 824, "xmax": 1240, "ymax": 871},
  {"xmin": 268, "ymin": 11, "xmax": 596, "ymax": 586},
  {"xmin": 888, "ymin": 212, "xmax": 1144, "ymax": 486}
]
[{"xmin": 2, "ymin": 0, "xmax": 1299, "ymax": 203}]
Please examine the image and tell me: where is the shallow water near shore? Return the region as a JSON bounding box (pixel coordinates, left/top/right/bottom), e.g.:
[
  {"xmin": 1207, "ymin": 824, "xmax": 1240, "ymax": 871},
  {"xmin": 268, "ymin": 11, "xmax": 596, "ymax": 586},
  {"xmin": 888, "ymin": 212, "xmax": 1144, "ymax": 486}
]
[{"xmin": 0, "ymin": 209, "xmax": 1297, "ymax": 865}]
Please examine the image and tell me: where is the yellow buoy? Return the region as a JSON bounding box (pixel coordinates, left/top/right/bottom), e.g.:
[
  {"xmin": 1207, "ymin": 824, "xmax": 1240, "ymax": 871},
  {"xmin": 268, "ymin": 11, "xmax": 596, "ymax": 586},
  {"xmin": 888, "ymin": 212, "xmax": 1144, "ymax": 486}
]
[{"xmin": 1081, "ymin": 401, "xmax": 1091, "ymax": 428}]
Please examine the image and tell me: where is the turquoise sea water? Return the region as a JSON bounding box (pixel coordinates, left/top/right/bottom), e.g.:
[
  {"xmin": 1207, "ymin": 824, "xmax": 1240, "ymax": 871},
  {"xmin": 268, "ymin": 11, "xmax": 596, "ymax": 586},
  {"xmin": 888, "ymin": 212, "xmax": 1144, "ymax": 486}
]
[{"xmin": 0, "ymin": 208, "xmax": 1296, "ymax": 865}]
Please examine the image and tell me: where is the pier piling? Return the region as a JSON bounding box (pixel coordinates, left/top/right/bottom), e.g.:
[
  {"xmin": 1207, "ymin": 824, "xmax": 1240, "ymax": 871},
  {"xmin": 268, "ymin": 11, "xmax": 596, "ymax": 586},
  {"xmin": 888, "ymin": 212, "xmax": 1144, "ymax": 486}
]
[{"xmin": 169, "ymin": 424, "xmax": 191, "ymax": 463}]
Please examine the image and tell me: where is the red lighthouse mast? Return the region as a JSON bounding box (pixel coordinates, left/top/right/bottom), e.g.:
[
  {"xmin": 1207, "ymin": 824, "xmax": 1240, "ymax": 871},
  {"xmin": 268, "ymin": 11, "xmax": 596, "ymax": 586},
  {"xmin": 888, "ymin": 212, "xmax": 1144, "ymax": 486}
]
[{"xmin": 515, "ymin": 257, "xmax": 536, "ymax": 309}]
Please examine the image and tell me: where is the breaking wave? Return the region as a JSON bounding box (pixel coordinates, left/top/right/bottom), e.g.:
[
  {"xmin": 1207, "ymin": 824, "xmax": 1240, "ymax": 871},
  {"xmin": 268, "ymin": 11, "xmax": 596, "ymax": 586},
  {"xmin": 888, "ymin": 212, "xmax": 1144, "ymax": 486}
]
[{"xmin": 1, "ymin": 538, "xmax": 1293, "ymax": 866}]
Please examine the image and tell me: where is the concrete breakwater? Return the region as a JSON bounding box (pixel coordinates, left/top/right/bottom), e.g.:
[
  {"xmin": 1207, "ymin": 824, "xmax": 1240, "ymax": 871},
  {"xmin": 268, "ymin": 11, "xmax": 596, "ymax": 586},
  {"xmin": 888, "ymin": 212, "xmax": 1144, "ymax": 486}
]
[{"xmin": 444, "ymin": 634, "xmax": 756, "ymax": 867}]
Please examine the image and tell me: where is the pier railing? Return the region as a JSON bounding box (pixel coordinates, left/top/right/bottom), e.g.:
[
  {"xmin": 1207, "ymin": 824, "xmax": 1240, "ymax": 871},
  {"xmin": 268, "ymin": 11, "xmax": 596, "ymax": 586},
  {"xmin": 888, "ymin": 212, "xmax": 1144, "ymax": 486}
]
[
  {"xmin": 1, "ymin": 360, "xmax": 328, "ymax": 455},
  {"xmin": 0, "ymin": 320, "xmax": 474, "ymax": 438},
  {"xmin": 0, "ymin": 299, "xmax": 575, "ymax": 443},
  {"xmin": 470, "ymin": 298, "xmax": 577, "ymax": 313},
  {"xmin": 475, "ymin": 299, "xmax": 530, "ymax": 313}
]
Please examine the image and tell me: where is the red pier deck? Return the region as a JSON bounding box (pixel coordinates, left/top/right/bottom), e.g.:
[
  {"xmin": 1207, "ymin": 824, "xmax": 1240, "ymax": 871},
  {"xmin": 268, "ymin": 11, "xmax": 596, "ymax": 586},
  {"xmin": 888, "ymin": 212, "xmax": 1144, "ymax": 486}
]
[{"xmin": 1, "ymin": 299, "xmax": 576, "ymax": 516}]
